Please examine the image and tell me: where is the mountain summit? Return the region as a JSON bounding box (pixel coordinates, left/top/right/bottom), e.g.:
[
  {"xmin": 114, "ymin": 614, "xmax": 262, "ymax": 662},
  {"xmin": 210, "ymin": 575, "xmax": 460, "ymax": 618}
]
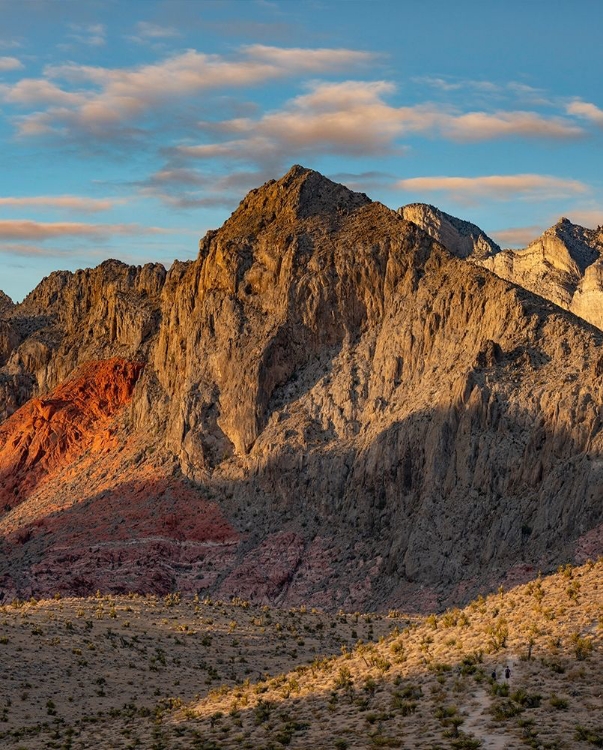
[{"xmin": 1, "ymin": 167, "xmax": 602, "ymax": 610}]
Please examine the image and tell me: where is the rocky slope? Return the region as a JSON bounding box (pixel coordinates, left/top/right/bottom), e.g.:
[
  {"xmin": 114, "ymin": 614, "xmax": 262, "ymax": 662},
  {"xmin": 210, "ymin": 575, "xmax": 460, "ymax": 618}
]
[
  {"xmin": 400, "ymin": 203, "xmax": 603, "ymax": 330},
  {"xmin": 0, "ymin": 290, "xmax": 13, "ymax": 315},
  {"xmin": 398, "ymin": 202, "xmax": 500, "ymax": 260},
  {"xmin": 1, "ymin": 166, "xmax": 603, "ymax": 610}
]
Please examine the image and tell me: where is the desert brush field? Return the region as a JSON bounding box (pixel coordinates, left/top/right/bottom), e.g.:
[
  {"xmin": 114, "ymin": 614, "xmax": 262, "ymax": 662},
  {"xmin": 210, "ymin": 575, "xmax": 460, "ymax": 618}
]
[{"xmin": 0, "ymin": 559, "xmax": 601, "ymax": 749}]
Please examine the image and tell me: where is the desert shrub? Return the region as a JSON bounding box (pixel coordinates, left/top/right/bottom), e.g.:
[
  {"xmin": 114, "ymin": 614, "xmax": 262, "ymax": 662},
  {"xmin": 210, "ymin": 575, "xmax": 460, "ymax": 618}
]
[
  {"xmin": 450, "ymin": 734, "xmax": 482, "ymax": 749},
  {"xmin": 571, "ymin": 632, "xmax": 593, "ymax": 660},
  {"xmin": 491, "ymin": 700, "xmax": 522, "ymax": 721},
  {"xmin": 441, "ymin": 608, "xmax": 469, "ymax": 628},
  {"xmin": 549, "ymin": 694, "xmax": 568, "ymax": 710},
  {"xmin": 485, "ymin": 617, "xmax": 508, "ymax": 652},
  {"xmin": 334, "ymin": 666, "xmax": 353, "ymax": 691},
  {"xmin": 390, "ymin": 692, "xmax": 417, "ymax": 715},
  {"xmin": 460, "ymin": 652, "xmax": 482, "ymax": 676},
  {"xmin": 575, "ymin": 725, "xmax": 603, "ymax": 747},
  {"xmin": 490, "ymin": 681, "xmax": 509, "ymax": 697},
  {"xmin": 253, "ymin": 700, "xmax": 274, "ymax": 725},
  {"xmin": 510, "ymin": 688, "xmax": 541, "ymax": 708}
]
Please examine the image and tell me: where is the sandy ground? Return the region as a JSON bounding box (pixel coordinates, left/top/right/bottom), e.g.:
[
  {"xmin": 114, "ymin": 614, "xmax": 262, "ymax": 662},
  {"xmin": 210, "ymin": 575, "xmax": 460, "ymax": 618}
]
[{"xmin": 0, "ymin": 559, "xmax": 601, "ymax": 748}]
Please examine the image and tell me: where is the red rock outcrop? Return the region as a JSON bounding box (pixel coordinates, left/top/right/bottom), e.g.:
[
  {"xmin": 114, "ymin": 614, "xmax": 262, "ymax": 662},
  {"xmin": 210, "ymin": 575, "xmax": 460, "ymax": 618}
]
[{"xmin": 0, "ymin": 358, "xmax": 144, "ymax": 511}]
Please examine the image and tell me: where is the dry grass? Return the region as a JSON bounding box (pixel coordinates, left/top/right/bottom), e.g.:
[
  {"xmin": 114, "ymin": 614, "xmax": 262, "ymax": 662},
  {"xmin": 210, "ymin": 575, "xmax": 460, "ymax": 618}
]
[{"xmin": 0, "ymin": 559, "xmax": 601, "ymax": 749}]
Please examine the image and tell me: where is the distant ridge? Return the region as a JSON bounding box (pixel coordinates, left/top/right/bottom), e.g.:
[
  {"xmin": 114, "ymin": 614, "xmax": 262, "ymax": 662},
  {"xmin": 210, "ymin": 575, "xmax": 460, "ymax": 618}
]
[{"xmin": 399, "ymin": 202, "xmax": 603, "ymax": 331}]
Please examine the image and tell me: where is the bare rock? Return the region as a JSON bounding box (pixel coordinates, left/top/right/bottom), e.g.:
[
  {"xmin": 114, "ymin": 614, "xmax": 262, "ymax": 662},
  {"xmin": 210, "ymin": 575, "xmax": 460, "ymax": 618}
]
[
  {"xmin": 1, "ymin": 167, "xmax": 603, "ymax": 610},
  {"xmin": 398, "ymin": 203, "xmax": 500, "ymax": 259}
]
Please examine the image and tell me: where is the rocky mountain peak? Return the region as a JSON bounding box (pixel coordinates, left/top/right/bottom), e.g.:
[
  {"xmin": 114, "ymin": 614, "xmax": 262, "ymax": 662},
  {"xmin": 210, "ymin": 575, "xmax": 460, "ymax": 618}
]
[
  {"xmin": 537, "ymin": 217, "xmax": 601, "ymax": 273},
  {"xmin": 219, "ymin": 164, "xmax": 371, "ymax": 239},
  {"xmin": 0, "ymin": 290, "xmax": 14, "ymax": 315},
  {"xmin": 1, "ymin": 166, "xmax": 603, "ymax": 610},
  {"xmin": 398, "ymin": 202, "xmax": 500, "ymax": 260}
]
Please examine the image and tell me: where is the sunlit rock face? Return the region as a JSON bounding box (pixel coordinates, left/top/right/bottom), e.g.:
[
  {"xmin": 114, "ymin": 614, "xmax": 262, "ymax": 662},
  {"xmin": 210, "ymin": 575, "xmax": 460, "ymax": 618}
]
[
  {"xmin": 1, "ymin": 167, "xmax": 602, "ymax": 611},
  {"xmin": 400, "ymin": 203, "xmax": 603, "ymax": 331},
  {"xmin": 398, "ymin": 203, "xmax": 500, "ymax": 260}
]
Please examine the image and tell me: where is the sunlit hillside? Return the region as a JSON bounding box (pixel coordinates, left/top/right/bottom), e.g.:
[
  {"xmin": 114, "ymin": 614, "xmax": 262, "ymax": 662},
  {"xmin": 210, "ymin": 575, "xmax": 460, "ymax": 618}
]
[{"xmin": 1, "ymin": 560, "xmax": 601, "ymax": 749}]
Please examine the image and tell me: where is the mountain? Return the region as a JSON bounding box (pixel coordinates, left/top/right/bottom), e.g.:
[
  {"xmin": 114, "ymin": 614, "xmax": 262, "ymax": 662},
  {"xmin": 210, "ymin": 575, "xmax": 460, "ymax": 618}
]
[
  {"xmin": 481, "ymin": 218, "xmax": 603, "ymax": 329},
  {"xmin": 398, "ymin": 202, "xmax": 500, "ymax": 260},
  {"xmin": 1, "ymin": 166, "xmax": 602, "ymax": 611},
  {"xmin": 399, "ymin": 203, "xmax": 603, "ymax": 331}
]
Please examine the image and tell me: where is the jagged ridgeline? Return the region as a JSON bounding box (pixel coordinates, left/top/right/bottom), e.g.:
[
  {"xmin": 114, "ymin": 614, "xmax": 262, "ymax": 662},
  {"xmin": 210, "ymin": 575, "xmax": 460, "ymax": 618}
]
[{"xmin": 0, "ymin": 165, "xmax": 602, "ymax": 610}]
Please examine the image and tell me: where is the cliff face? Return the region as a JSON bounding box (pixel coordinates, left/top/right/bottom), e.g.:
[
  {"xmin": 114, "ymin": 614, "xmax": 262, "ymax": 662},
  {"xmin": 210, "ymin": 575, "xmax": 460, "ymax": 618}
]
[
  {"xmin": 400, "ymin": 203, "xmax": 603, "ymax": 331},
  {"xmin": 0, "ymin": 260, "xmax": 165, "ymax": 420},
  {"xmin": 398, "ymin": 203, "xmax": 500, "ymax": 260},
  {"xmin": 1, "ymin": 167, "xmax": 603, "ymax": 610}
]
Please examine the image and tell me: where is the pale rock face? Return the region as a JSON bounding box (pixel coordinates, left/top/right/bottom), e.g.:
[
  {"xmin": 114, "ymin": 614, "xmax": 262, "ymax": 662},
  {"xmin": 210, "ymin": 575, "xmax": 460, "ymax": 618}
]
[
  {"xmin": 1, "ymin": 167, "xmax": 603, "ymax": 610},
  {"xmin": 398, "ymin": 203, "xmax": 500, "ymax": 260},
  {"xmin": 400, "ymin": 204, "xmax": 603, "ymax": 331},
  {"xmin": 480, "ymin": 219, "xmax": 603, "ymax": 324}
]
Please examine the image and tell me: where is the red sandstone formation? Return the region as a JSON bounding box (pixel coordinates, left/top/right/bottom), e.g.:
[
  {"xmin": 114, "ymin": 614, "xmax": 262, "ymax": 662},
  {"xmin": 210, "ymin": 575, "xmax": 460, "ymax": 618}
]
[{"xmin": 0, "ymin": 358, "xmax": 143, "ymax": 511}]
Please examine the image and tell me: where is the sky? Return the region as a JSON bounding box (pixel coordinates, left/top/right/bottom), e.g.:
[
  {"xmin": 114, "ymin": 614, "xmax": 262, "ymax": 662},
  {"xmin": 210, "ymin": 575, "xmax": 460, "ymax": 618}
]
[{"xmin": 0, "ymin": 0, "xmax": 602, "ymax": 301}]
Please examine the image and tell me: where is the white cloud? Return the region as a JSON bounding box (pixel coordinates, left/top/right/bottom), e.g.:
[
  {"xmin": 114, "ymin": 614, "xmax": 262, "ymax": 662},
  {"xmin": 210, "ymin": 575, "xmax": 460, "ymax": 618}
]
[
  {"xmin": 396, "ymin": 174, "xmax": 588, "ymax": 201},
  {"xmin": 0, "ymin": 56, "xmax": 23, "ymax": 72},
  {"xmin": 566, "ymin": 100, "xmax": 603, "ymax": 126},
  {"xmin": 443, "ymin": 111, "xmax": 583, "ymax": 141},
  {"xmin": 0, "ymin": 195, "xmax": 122, "ymax": 212},
  {"xmin": 3, "ymin": 46, "xmax": 376, "ymax": 140},
  {"xmin": 173, "ymin": 81, "xmax": 584, "ymax": 171},
  {"xmin": 1, "ymin": 79, "xmax": 86, "ymax": 106},
  {"xmin": 490, "ymin": 226, "xmax": 544, "ymax": 247},
  {"xmin": 0, "ymin": 220, "xmax": 168, "ymax": 240}
]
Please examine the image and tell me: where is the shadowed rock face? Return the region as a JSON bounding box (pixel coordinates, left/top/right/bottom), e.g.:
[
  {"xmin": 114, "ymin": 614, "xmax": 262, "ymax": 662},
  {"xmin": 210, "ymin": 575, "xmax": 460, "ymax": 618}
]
[
  {"xmin": 1, "ymin": 166, "xmax": 603, "ymax": 611},
  {"xmin": 0, "ymin": 291, "xmax": 13, "ymax": 316}
]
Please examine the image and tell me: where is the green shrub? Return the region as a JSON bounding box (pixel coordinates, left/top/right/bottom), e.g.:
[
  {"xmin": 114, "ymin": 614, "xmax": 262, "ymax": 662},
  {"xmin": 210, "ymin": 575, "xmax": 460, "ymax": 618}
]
[
  {"xmin": 491, "ymin": 700, "xmax": 522, "ymax": 721},
  {"xmin": 549, "ymin": 694, "xmax": 568, "ymax": 710}
]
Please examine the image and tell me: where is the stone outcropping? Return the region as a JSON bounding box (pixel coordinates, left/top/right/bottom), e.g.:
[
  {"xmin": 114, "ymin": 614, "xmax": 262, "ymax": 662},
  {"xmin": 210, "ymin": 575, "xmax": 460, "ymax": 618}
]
[
  {"xmin": 399, "ymin": 203, "xmax": 603, "ymax": 331},
  {"xmin": 398, "ymin": 203, "xmax": 500, "ymax": 260},
  {"xmin": 1, "ymin": 167, "xmax": 603, "ymax": 610}
]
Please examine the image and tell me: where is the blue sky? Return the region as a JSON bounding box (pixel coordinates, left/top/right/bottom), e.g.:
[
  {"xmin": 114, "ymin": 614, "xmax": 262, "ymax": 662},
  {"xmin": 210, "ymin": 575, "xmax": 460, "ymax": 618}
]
[{"xmin": 0, "ymin": 0, "xmax": 602, "ymax": 301}]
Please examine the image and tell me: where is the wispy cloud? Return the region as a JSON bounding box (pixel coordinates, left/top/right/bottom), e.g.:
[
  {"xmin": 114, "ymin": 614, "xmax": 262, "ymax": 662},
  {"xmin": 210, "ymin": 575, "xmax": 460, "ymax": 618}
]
[
  {"xmin": 138, "ymin": 167, "xmax": 270, "ymax": 209},
  {"xmin": 172, "ymin": 81, "xmax": 584, "ymax": 173},
  {"xmin": 490, "ymin": 226, "xmax": 545, "ymax": 247},
  {"xmin": 413, "ymin": 75, "xmax": 499, "ymax": 93},
  {"xmin": 135, "ymin": 21, "xmax": 181, "ymax": 39},
  {"xmin": 0, "ymin": 220, "xmax": 168, "ymax": 241},
  {"xmin": 566, "ymin": 100, "xmax": 603, "ymax": 126},
  {"xmin": 567, "ymin": 209, "xmax": 603, "ymax": 228},
  {"xmin": 396, "ymin": 174, "xmax": 588, "ymax": 201},
  {"xmin": 0, "ymin": 56, "xmax": 23, "ymax": 72},
  {"xmin": 3, "ymin": 46, "xmax": 376, "ymax": 140},
  {"xmin": 65, "ymin": 23, "xmax": 106, "ymax": 48},
  {"xmin": 0, "ymin": 195, "xmax": 123, "ymax": 212},
  {"xmin": 415, "ymin": 76, "xmax": 552, "ymax": 104}
]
